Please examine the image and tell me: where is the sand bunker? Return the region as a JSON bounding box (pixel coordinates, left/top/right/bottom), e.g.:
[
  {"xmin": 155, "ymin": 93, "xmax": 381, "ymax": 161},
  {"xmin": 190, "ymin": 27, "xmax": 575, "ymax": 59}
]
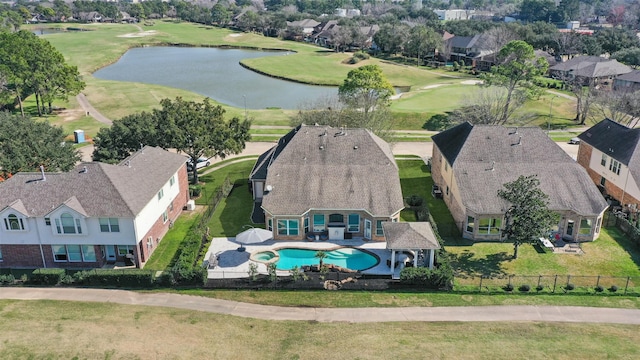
[
  {"xmin": 228, "ymin": 33, "xmax": 243, "ymax": 37},
  {"xmin": 117, "ymin": 30, "xmax": 157, "ymax": 38},
  {"xmin": 461, "ymin": 80, "xmax": 483, "ymax": 85}
]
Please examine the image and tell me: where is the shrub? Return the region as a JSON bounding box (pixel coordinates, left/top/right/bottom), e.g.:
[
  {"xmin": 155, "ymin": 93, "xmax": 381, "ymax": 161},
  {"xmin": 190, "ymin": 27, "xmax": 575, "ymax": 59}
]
[
  {"xmin": 31, "ymin": 268, "xmax": 65, "ymax": 285},
  {"xmin": 399, "ymin": 265, "xmax": 453, "ymax": 289},
  {"xmin": 415, "ymin": 206, "xmax": 429, "ymax": 221},
  {"xmin": 0, "ymin": 274, "xmax": 15, "ymax": 285},
  {"xmin": 60, "ymin": 274, "xmax": 74, "ymax": 285},
  {"xmin": 609, "ymin": 285, "xmax": 618, "ymax": 293},
  {"xmin": 595, "ymin": 285, "xmax": 604, "ymax": 293},
  {"xmin": 83, "ymin": 270, "xmax": 156, "ymax": 287},
  {"xmin": 248, "ymin": 262, "xmax": 259, "ymax": 282},
  {"xmin": 565, "ymin": 283, "xmax": 575, "ymax": 291},
  {"xmin": 189, "ymin": 184, "xmax": 202, "ymax": 197},
  {"xmin": 504, "ymin": 283, "xmax": 514, "ymax": 292},
  {"xmin": 406, "ymin": 195, "xmax": 424, "ymax": 207},
  {"xmin": 423, "ymin": 114, "xmax": 455, "ymax": 131},
  {"xmin": 453, "ymin": 61, "xmax": 460, "ymax": 71},
  {"xmin": 536, "ymin": 284, "xmax": 544, "ymax": 292},
  {"xmin": 518, "ymin": 284, "xmax": 531, "ymax": 292}
]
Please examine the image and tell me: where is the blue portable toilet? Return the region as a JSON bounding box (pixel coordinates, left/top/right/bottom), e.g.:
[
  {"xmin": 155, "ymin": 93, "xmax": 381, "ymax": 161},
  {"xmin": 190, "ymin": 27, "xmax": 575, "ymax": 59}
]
[{"xmin": 74, "ymin": 130, "xmax": 85, "ymax": 144}]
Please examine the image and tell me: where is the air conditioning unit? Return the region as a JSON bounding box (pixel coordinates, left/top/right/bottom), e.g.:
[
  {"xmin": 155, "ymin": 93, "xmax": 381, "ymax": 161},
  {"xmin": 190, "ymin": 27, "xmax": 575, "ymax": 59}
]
[{"xmin": 186, "ymin": 199, "xmax": 196, "ymax": 211}]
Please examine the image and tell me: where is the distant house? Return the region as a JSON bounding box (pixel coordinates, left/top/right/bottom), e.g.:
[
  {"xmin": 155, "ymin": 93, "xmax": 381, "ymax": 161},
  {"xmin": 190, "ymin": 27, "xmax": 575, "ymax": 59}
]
[
  {"xmin": 77, "ymin": 11, "xmax": 103, "ymax": 23},
  {"xmin": 613, "ymin": 70, "xmax": 640, "ymax": 93},
  {"xmin": 447, "ymin": 34, "xmax": 495, "ymax": 70},
  {"xmin": 0, "ymin": 147, "xmax": 189, "ymax": 269},
  {"xmin": 549, "ymin": 56, "xmax": 632, "ymax": 87},
  {"xmin": 431, "ymin": 123, "xmax": 608, "ymax": 242},
  {"xmin": 286, "ymin": 19, "xmax": 320, "ymax": 35},
  {"xmin": 577, "ymin": 119, "xmax": 640, "ymax": 213}
]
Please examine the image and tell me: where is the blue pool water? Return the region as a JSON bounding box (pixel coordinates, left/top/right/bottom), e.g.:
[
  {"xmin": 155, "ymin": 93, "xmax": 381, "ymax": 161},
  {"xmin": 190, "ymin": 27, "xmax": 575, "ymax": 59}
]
[{"xmin": 274, "ymin": 248, "xmax": 378, "ymax": 271}]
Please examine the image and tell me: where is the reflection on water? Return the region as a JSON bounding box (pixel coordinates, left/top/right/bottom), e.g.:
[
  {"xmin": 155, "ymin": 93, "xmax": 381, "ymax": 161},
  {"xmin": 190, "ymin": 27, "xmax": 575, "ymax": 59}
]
[{"xmin": 93, "ymin": 46, "xmax": 338, "ymax": 109}]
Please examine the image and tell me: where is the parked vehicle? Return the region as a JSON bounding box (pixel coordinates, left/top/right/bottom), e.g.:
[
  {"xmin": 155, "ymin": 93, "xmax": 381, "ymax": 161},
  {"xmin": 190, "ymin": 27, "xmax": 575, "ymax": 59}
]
[
  {"xmin": 187, "ymin": 157, "xmax": 211, "ymax": 171},
  {"xmin": 568, "ymin": 137, "xmax": 581, "ymax": 145}
]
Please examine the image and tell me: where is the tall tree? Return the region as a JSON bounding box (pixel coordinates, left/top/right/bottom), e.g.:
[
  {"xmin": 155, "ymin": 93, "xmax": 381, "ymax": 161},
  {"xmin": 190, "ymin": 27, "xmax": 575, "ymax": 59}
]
[
  {"xmin": 93, "ymin": 98, "xmax": 251, "ymax": 184},
  {"xmin": 338, "ymin": 65, "xmax": 394, "ymax": 124},
  {"xmin": 611, "ymin": 47, "xmax": 640, "ymax": 69},
  {"xmin": 404, "ymin": 25, "xmax": 441, "ymax": 67},
  {"xmin": 498, "ymin": 175, "xmax": 559, "ymax": 259},
  {"xmin": 480, "ymin": 40, "xmax": 547, "ymax": 125},
  {"xmin": 0, "ymin": 112, "xmax": 79, "ymax": 178}
]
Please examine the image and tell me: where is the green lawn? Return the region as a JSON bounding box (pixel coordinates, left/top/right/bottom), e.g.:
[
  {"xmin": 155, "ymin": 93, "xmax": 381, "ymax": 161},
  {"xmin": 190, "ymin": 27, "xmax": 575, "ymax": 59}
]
[
  {"xmin": 144, "ymin": 212, "xmax": 199, "ymax": 271},
  {"xmin": 2, "ymin": 300, "xmax": 639, "ymax": 359}
]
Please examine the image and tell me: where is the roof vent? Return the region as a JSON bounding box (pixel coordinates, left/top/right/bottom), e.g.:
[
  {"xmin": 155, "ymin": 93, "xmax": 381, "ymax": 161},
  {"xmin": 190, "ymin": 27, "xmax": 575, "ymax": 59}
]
[
  {"xmin": 512, "ymin": 136, "xmax": 522, "ymax": 146},
  {"xmin": 510, "ymin": 127, "xmax": 518, "ymax": 135},
  {"xmin": 319, "ymin": 145, "xmax": 324, "ymax": 150},
  {"xmin": 125, "ymin": 160, "xmax": 131, "ymax": 168},
  {"xmin": 40, "ymin": 165, "xmax": 46, "ymax": 181},
  {"xmin": 79, "ymin": 166, "xmax": 88, "ymax": 174},
  {"xmin": 353, "ymin": 145, "xmax": 358, "ymax": 150},
  {"xmin": 265, "ymin": 185, "xmax": 273, "ymax": 192},
  {"xmin": 488, "ymin": 161, "xmax": 495, "ymax": 171}
]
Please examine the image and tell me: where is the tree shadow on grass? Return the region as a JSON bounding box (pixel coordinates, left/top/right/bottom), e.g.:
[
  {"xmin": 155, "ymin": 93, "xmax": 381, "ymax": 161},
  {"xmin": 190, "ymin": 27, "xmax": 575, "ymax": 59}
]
[
  {"xmin": 450, "ymin": 250, "xmax": 511, "ymax": 278},
  {"xmin": 606, "ymin": 226, "xmax": 640, "ymax": 271},
  {"xmin": 216, "ymin": 180, "xmax": 255, "ymax": 237}
]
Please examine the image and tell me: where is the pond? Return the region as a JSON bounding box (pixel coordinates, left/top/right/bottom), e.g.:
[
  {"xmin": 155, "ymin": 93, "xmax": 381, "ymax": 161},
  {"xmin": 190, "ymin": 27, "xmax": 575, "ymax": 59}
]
[{"xmin": 93, "ymin": 46, "xmax": 338, "ymax": 109}]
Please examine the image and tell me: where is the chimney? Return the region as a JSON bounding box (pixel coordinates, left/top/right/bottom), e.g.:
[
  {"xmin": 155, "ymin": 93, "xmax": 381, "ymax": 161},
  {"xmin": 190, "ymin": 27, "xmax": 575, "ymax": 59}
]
[{"xmin": 39, "ymin": 165, "xmax": 46, "ymax": 181}]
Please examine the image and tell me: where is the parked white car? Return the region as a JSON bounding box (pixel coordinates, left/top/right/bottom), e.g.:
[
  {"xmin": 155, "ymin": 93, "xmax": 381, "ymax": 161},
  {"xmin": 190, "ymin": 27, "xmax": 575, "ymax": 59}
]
[{"xmin": 187, "ymin": 157, "xmax": 211, "ymax": 171}]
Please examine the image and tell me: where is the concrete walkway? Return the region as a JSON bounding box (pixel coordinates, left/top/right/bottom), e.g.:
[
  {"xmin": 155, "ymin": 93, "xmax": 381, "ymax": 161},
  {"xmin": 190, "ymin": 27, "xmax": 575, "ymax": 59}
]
[{"xmin": 1, "ymin": 288, "xmax": 639, "ymax": 324}]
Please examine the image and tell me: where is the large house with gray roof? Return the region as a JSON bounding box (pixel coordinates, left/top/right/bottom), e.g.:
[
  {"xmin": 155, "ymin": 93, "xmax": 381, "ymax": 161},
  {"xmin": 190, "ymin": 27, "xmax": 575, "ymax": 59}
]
[
  {"xmin": 577, "ymin": 119, "xmax": 640, "ymax": 214},
  {"xmin": 0, "ymin": 146, "xmax": 189, "ymax": 269},
  {"xmin": 549, "ymin": 56, "xmax": 632, "ymax": 87},
  {"xmin": 250, "ymin": 125, "xmax": 405, "ymax": 242},
  {"xmin": 431, "ymin": 123, "xmax": 608, "ymax": 242}
]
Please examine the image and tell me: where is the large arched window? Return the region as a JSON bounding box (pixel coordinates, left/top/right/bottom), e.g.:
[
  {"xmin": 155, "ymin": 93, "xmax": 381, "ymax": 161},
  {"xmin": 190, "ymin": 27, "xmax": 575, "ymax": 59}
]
[
  {"xmin": 55, "ymin": 213, "xmax": 82, "ymax": 234},
  {"xmin": 4, "ymin": 214, "xmax": 25, "ymax": 231}
]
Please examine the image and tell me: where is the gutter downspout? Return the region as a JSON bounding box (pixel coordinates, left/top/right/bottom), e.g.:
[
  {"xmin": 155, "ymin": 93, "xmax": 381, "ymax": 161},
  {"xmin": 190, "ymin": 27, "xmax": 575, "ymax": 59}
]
[{"xmin": 34, "ymin": 218, "xmax": 46, "ymax": 268}]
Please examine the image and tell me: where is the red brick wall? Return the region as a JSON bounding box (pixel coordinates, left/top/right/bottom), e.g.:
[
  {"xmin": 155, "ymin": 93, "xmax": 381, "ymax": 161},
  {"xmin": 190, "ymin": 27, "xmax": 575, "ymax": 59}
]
[
  {"xmin": 0, "ymin": 244, "xmax": 105, "ymax": 269},
  {"xmin": 577, "ymin": 142, "xmax": 592, "ymax": 169}
]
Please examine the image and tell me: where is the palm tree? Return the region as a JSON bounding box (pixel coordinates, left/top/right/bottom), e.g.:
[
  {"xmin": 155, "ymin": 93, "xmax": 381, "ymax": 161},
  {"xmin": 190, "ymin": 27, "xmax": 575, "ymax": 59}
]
[{"xmin": 315, "ymin": 250, "xmax": 328, "ymax": 269}]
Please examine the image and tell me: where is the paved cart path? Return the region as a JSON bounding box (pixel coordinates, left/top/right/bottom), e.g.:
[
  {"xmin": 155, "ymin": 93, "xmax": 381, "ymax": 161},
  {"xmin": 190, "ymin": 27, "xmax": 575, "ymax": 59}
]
[{"xmin": 1, "ymin": 288, "xmax": 639, "ymax": 324}]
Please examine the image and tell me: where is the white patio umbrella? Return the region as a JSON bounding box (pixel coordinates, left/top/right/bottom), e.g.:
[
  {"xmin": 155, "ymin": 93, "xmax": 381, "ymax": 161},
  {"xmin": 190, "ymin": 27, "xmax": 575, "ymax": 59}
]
[{"xmin": 235, "ymin": 227, "xmax": 273, "ymax": 251}]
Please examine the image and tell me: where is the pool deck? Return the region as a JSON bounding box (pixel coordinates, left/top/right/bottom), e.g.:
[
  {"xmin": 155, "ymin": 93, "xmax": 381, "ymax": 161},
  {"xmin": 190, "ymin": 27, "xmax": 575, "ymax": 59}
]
[{"xmin": 205, "ymin": 237, "xmax": 401, "ymax": 279}]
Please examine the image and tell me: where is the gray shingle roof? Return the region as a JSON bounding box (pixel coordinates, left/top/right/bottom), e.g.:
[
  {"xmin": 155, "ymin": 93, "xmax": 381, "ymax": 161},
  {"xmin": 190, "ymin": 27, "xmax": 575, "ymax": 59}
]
[
  {"xmin": 550, "ymin": 56, "xmax": 631, "ymax": 78},
  {"xmin": 433, "ymin": 123, "xmax": 608, "ymax": 216},
  {"xmin": 383, "ymin": 222, "xmax": 441, "ymax": 250},
  {"xmin": 260, "ymin": 125, "xmax": 404, "ymax": 217},
  {"xmin": 578, "ymin": 118, "xmax": 640, "ymax": 187},
  {"xmin": 0, "ymin": 146, "xmax": 187, "ymax": 218},
  {"xmin": 615, "ymin": 69, "xmax": 640, "ymax": 83}
]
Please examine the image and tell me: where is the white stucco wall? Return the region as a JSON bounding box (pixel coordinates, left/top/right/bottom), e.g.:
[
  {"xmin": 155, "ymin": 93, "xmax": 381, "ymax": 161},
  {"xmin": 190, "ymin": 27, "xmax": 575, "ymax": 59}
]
[
  {"xmin": 133, "ymin": 171, "xmax": 181, "ymax": 242},
  {"xmin": 589, "ymin": 148, "xmax": 640, "ymax": 201}
]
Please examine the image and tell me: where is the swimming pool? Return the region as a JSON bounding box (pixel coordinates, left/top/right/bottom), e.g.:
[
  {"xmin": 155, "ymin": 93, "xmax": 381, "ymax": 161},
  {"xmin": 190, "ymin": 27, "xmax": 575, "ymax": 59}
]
[{"xmin": 260, "ymin": 247, "xmax": 379, "ymax": 271}]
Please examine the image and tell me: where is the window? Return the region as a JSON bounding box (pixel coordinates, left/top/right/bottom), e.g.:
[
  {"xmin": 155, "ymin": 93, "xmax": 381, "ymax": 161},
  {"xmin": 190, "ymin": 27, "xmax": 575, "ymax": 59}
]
[
  {"xmin": 478, "ymin": 218, "xmax": 502, "ymax": 235},
  {"xmin": 157, "ymin": 188, "xmax": 164, "ymax": 200},
  {"xmin": 445, "ymin": 186, "xmax": 449, "ymax": 196},
  {"xmin": 118, "ymin": 245, "xmax": 134, "ymax": 256},
  {"xmin": 268, "ymin": 218, "xmax": 273, "ymax": 231},
  {"xmin": 609, "ymin": 159, "xmax": 621, "ymax": 175},
  {"xmin": 313, "ymin": 214, "xmax": 325, "ymax": 232},
  {"xmin": 304, "ymin": 217, "xmax": 309, "ymax": 233},
  {"xmin": 376, "ymin": 220, "xmax": 384, "ymax": 236},
  {"xmin": 0, "ymin": 246, "xmax": 3, "ymax": 261},
  {"xmin": 600, "ymin": 177, "xmax": 606, "ymax": 187},
  {"xmin": 99, "ymin": 218, "xmax": 120, "ymax": 233},
  {"xmin": 169, "ymin": 201, "xmax": 174, "ymax": 212},
  {"xmin": 81, "ymin": 245, "xmax": 96, "ymax": 262},
  {"xmin": 595, "ymin": 217, "xmax": 602, "ymax": 233},
  {"xmin": 444, "ymin": 162, "xmax": 448, "ymax": 172},
  {"xmin": 44, "ymin": 217, "xmax": 51, "ymax": 226},
  {"xmin": 579, "ymin": 219, "xmax": 593, "ymax": 235},
  {"xmin": 67, "ymin": 245, "xmax": 82, "ymax": 262},
  {"xmin": 601, "ymin": 154, "xmax": 607, "ymax": 166},
  {"xmin": 162, "ymin": 210, "xmax": 168, "ymax": 223},
  {"xmin": 169, "ymin": 175, "xmax": 176, "ymax": 187},
  {"xmin": 348, "ymin": 214, "xmax": 360, "ymax": 232},
  {"xmin": 54, "ymin": 213, "xmax": 82, "ymax": 234},
  {"xmin": 329, "ymin": 213, "xmax": 344, "ymax": 223},
  {"xmin": 4, "ymin": 214, "xmax": 25, "ymax": 231},
  {"xmin": 277, "ymin": 219, "xmax": 299, "ymax": 236},
  {"xmin": 466, "ymin": 216, "xmax": 475, "ymax": 233},
  {"xmin": 53, "ymin": 245, "xmax": 67, "ymax": 261}
]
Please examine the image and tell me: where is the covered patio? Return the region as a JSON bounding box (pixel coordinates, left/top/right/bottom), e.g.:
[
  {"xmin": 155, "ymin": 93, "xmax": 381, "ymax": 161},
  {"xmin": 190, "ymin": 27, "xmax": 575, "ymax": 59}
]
[{"xmin": 382, "ymin": 222, "xmax": 441, "ymax": 279}]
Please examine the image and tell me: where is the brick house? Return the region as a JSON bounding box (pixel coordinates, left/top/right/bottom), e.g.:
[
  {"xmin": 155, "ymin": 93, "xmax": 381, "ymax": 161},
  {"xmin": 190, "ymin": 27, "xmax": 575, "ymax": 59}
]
[
  {"xmin": 0, "ymin": 146, "xmax": 189, "ymax": 269},
  {"xmin": 431, "ymin": 123, "xmax": 608, "ymax": 242},
  {"xmin": 250, "ymin": 125, "xmax": 405, "ymax": 243},
  {"xmin": 549, "ymin": 56, "xmax": 632, "ymax": 87},
  {"xmin": 577, "ymin": 119, "xmax": 640, "ymax": 215}
]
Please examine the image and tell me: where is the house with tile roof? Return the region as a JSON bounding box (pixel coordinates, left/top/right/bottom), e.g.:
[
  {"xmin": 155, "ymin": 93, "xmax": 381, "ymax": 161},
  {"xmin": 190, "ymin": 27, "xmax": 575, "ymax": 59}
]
[
  {"xmin": 577, "ymin": 119, "xmax": 640, "ymax": 214},
  {"xmin": 250, "ymin": 125, "xmax": 405, "ymax": 242},
  {"xmin": 549, "ymin": 56, "xmax": 632, "ymax": 87},
  {"xmin": 431, "ymin": 123, "xmax": 608, "ymax": 242},
  {"xmin": 0, "ymin": 146, "xmax": 189, "ymax": 269}
]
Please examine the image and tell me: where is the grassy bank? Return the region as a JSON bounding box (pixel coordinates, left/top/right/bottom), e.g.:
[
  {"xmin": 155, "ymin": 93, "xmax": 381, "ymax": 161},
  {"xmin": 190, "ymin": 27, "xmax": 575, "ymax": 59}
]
[{"xmin": 1, "ymin": 299, "xmax": 638, "ymax": 359}]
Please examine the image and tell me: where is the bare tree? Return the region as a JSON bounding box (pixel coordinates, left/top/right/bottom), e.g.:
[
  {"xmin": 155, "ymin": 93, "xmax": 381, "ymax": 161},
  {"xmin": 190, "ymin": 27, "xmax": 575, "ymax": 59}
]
[
  {"xmin": 591, "ymin": 90, "xmax": 640, "ymax": 127},
  {"xmin": 452, "ymin": 87, "xmax": 531, "ymax": 125},
  {"xmin": 554, "ymin": 31, "xmax": 581, "ymax": 59},
  {"xmin": 484, "ymin": 26, "xmax": 519, "ymax": 61}
]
